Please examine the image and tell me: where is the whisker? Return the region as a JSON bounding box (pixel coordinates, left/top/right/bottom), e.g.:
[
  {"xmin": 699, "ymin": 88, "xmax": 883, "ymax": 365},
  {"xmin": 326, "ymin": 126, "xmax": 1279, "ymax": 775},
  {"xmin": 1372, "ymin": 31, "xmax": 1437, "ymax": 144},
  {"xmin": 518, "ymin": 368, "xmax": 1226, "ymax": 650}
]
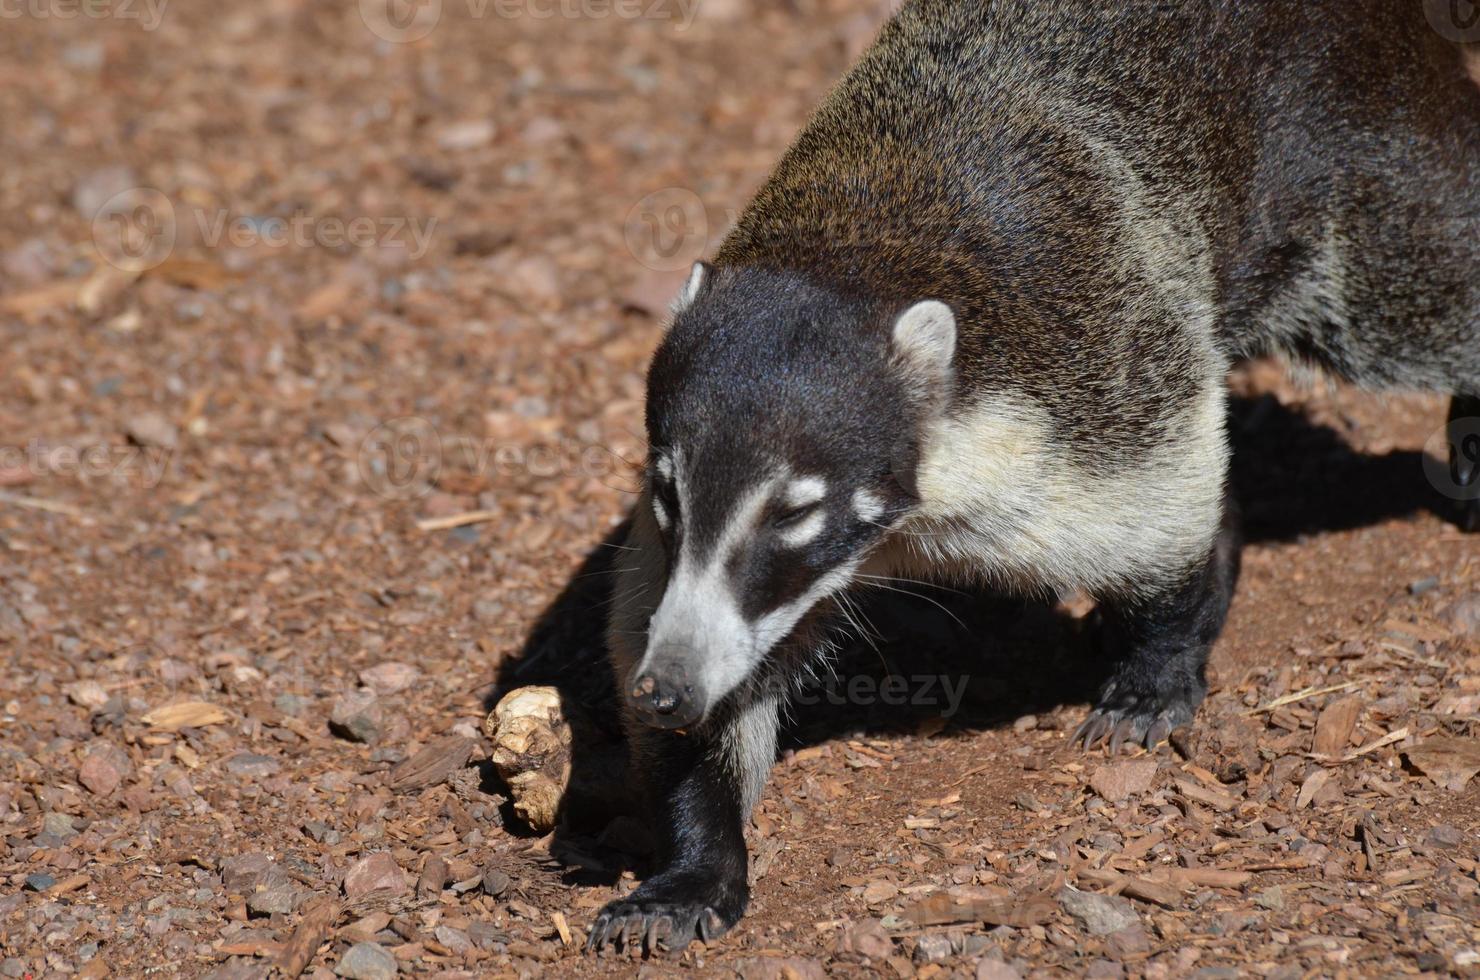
[
  {"xmin": 854, "ymin": 579, "xmax": 969, "ymax": 632},
  {"xmin": 855, "ymin": 572, "xmax": 968, "ymax": 598}
]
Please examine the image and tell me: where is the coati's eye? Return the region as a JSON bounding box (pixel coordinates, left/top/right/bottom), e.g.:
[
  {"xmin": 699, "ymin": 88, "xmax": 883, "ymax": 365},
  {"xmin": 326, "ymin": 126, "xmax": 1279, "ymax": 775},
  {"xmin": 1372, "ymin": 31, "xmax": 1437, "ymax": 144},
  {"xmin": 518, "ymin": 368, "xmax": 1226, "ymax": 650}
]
[
  {"xmin": 652, "ymin": 477, "xmax": 679, "ymax": 531},
  {"xmin": 772, "ymin": 502, "xmax": 819, "ymax": 530}
]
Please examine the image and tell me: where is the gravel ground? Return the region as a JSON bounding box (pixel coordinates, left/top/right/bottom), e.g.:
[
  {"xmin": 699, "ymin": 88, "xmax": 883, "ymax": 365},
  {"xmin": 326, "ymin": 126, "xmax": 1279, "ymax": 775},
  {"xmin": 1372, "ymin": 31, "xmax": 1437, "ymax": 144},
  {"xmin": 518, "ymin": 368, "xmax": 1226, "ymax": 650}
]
[{"xmin": 2, "ymin": 2, "xmax": 1478, "ymax": 978}]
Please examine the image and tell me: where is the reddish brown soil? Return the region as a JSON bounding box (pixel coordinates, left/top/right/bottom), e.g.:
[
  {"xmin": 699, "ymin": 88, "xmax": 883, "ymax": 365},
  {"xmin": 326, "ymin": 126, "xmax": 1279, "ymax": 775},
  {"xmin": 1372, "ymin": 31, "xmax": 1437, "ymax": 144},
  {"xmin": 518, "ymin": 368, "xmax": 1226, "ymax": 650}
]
[{"xmin": 1, "ymin": 2, "xmax": 1478, "ymax": 978}]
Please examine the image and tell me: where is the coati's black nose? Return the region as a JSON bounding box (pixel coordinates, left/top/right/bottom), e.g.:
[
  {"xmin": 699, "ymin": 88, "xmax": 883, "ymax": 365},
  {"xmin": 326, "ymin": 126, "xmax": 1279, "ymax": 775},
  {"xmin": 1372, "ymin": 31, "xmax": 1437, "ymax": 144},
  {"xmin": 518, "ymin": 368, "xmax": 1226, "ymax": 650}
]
[{"xmin": 627, "ymin": 664, "xmax": 704, "ymax": 730}]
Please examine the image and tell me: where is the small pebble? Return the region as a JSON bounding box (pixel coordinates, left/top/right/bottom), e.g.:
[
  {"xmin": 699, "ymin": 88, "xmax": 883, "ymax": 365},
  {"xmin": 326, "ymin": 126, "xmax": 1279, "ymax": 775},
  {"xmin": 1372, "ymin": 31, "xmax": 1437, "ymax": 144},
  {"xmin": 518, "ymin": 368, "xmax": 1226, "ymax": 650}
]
[
  {"xmin": 335, "ymin": 942, "xmax": 398, "ymax": 980},
  {"xmin": 224, "ymin": 753, "xmax": 281, "ymax": 778},
  {"xmin": 1409, "ymin": 576, "xmax": 1439, "ymax": 596}
]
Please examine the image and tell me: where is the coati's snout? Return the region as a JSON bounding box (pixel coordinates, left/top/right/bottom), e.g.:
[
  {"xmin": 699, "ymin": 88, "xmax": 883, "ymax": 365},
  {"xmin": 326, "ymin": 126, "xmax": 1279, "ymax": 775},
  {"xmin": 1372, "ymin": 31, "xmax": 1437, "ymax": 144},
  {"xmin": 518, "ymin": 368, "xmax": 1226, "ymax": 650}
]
[
  {"xmin": 625, "ymin": 263, "xmax": 959, "ymax": 730},
  {"xmin": 625, "ymin": 649, "xmax": 705, "ymax": 730}
]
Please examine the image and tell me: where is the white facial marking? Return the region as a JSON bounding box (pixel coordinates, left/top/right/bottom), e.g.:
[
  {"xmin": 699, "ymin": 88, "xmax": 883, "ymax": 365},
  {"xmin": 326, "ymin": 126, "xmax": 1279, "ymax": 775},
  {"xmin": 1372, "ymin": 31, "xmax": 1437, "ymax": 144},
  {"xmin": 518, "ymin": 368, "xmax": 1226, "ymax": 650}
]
[
  {"xmin": 642, "ymin": 471, "xmax": 782, "ymax": 712},
  {"xmin": 655, "ymin": 454, "xmax": 674, "ymax": 482},
  {"xmin": 852, "ymin": 488, "xmax": 885, "ymax": 524},
  {"xmin": 753, "ymin": 558, "xmax": 862, "ymax": 653},
  {"xmin": 784, "ymin": 476, "xmax": 827, "ymax": 509},
  {"xmin": 652, "ymin": 494, "xmax": 671, "ymax": 531},
  {"xmin": 778, "ymin": 508, "xmax": 827, "ymax": 548}
]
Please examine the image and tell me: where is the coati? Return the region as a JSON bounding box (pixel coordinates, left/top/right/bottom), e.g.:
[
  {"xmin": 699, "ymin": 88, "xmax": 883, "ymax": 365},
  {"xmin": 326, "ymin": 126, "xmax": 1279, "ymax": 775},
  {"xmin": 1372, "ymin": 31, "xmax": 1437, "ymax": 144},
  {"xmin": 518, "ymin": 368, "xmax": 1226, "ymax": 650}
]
[{"xmin": 588, "ymin": 0, "xmax": 1480, "ymax": 953}]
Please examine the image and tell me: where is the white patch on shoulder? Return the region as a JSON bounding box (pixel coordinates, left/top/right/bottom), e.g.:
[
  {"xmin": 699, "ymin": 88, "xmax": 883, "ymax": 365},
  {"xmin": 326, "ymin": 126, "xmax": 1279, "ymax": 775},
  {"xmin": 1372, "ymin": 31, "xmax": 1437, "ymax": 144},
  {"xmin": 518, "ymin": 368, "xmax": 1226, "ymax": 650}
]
[
  {"xmin": 852, "ymin": 488, "xmax": 885, "ymax": 524},
  {"xmin": 870, "ymin": 385, "xmax": 1228, "ymax": 597}
]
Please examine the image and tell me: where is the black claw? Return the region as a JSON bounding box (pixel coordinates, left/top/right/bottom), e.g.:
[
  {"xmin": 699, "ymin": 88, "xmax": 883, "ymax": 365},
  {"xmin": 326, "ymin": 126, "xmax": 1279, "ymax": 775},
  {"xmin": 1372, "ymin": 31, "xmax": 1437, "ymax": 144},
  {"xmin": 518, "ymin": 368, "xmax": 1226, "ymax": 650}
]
[
  {"xmin": 1081, "ymin": 712, "xmax": 1114, "ymax": 749},
  {"xmin": 587, "ymin": 916, "xmax": 609, "ymax": 952},
  {"xmin": 644, "ymin": 916, "xmax": 663, "ymax": 952},
  {"xmin": 587, "ymin": 899, "xmax": 731, "ymax": 955},
  {"xmin": 1109, "ymin": 717, "xmax": 1137, "ymax": 755},
  {"xmin": 700, "ymin": 908, "xmax": 722, "ymax": 943}
]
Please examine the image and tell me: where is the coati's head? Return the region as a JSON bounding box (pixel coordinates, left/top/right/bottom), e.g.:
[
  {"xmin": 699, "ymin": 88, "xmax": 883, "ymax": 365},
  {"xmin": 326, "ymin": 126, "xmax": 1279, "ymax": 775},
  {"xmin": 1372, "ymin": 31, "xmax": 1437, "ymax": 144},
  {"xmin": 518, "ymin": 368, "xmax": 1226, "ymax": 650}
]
[{"xmin": 625, "ymin": 261, "xmax": 956, "ymax": 729}]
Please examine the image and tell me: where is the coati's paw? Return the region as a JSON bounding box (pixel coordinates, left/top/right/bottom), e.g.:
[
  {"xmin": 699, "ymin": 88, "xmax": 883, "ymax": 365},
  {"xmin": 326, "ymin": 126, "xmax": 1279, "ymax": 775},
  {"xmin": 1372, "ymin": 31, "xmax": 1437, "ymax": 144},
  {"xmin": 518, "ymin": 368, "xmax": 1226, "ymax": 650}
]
[
  {"xmin": 1073, "ymin": 678, "xmax": 1199, "ymax": 754},
  {"xmin": 587, "ymin": 879, "xmax": 742, "ymax": 955},
  {"xmin": 587, "ymin": 900, "xmax": 731, "ymax": 955}
]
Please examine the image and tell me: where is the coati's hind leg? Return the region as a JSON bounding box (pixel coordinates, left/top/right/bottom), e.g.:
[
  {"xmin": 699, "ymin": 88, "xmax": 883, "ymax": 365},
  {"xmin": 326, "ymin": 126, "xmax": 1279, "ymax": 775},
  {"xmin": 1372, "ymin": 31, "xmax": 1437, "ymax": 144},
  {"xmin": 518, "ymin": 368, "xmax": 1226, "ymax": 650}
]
[
  {"xmin": 1449, "ymin": 395, "xmax": 1480, "ymax": 533},
  {"xmin": 1076, "ymin": 492, "xmax": 1242, "ymax": 753}
]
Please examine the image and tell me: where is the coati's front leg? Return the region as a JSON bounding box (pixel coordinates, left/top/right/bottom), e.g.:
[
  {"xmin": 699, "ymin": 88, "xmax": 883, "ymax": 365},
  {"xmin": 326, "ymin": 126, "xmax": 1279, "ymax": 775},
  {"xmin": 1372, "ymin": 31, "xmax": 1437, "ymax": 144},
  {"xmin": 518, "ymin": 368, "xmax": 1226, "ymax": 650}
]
[
  {"xmin": 1450, "ymin": 395, "xmax": 1480, "ymax": 533},
  {"xmin": 1076, "ymin": 492, "xmax": 1242, "ymax": 753},
  {"xmin": 588, "ymin": 693, "xmax": 778, "ymax": 954}
]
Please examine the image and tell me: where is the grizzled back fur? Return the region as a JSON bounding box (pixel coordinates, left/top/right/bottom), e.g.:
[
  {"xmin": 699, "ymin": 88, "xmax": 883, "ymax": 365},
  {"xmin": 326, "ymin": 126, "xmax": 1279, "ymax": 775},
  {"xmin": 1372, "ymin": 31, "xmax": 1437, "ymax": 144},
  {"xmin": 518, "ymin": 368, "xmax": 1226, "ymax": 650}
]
[{"xmin": 716, "ymin": 0, "xmax": 1480, "ymax": 442}]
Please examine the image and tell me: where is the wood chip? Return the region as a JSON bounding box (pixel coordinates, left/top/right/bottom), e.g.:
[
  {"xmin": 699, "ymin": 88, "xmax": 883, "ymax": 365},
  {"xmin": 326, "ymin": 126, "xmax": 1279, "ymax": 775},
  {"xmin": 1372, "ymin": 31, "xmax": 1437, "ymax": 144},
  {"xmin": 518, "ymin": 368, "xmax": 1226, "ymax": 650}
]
[
  {"xmin": 45, "ymin": 874, "xmax": 89, "ymax": 896},
  {"xmin": 1341, "ymin": 727, "xmax": 1410, "ymax": 763},
  {"xmin": 0, "ymin": 490, "xmax": 90, "ymax": 519},
  {"xmin": 1077, "ymin": 868, "xmax": 1180, "ymax": 908},
  {"xmin": 1173, "ymin": 778, "xmax": 1238, "ymax": 812},
  {"xmin": 387, "ymin": 735, "xmax": 476, "ymax": 792},
  {"xmin": 1402, "ymin": 736, "xmax": 1480, "ymax": 791},
  {"xmin": 1168, "ymin": 868, "xmax": 1251, "ymax": 889},
  {"xmin": 416, "ymin": 510, "xmax": 501, "ymax": 532},
  {"xmin": 1246, "ymin": 682, "xmax": 1360, "ymax": 715},
  {"xmin": 140, "ymin": 701, "xmax": 230, "ymax": 731},
  {"xmin": 551, "ymin": 910, "xmax": 573, "ymax": 946},
  {"xmin": 1295, "ymin": 769, "xmax": 1330, "ymax": 810},
  {"xmin": 1311, "ymin": 696, "xmax": 1362, "ymax": 758},
  {"xmin": 899, "ymin": 887, "xmax": 1057, "ymax": 928},
  {"xmin": 275, "ymin": 897, "xmax": 342, "ymax": 978}
]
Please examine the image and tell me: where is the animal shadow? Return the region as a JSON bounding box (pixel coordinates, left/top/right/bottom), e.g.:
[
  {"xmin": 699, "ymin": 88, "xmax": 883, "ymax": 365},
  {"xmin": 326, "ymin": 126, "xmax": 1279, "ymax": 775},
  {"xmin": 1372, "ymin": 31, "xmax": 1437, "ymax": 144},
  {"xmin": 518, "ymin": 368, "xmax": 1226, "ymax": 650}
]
[{"xmin": 487, "ymin": 394, "xmax": 1453, "ymax": 876}]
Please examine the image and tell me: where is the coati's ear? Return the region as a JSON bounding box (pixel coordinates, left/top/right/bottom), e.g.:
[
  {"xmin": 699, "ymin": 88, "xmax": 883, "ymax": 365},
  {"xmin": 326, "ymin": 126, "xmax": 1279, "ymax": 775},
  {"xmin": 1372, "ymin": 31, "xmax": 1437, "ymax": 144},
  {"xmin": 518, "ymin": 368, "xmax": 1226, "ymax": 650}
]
[
  {"xmin": 671, "ymin": 261, "xmax": 712, "ymax": 314},
  {"xmin": 890, "ymin": 300, "xmax": 956, "ymax": 386}
]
